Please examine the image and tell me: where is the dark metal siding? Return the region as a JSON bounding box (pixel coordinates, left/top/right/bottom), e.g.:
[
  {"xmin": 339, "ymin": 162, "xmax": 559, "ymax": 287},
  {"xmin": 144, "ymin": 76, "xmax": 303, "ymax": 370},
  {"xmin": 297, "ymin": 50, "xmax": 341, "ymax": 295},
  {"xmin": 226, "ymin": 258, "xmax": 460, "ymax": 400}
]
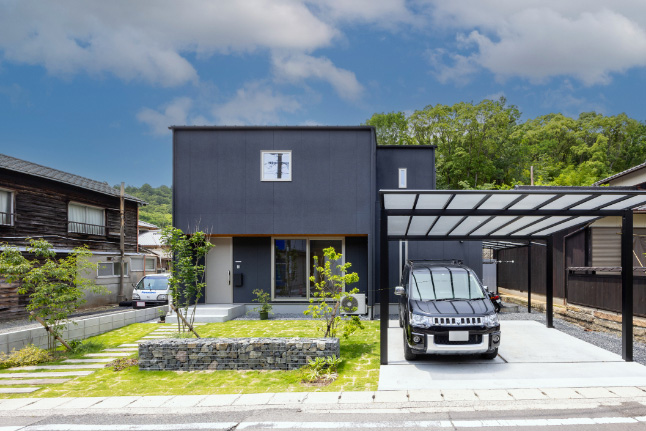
[
  {"xmin": 232, "ymin": 237, "xmax": 271, "ymax": 303},
  {"xmin": 345, "ymin": 236, "xmax": 369, "ymax": 296},
  {"xmin": 173, "ymin": 129, "xmax": 374, "ymax": 235},
  {"xmin": 568, "ymin": 274, "xmax": 646, "ymax": 317}
]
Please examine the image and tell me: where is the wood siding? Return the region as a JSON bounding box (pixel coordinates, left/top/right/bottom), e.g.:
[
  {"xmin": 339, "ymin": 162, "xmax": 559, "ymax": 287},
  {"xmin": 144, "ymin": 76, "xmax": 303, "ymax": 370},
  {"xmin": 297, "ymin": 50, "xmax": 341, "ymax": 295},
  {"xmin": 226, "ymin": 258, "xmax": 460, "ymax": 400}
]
[
  {"xmin": 567, "ymin": 273, "xmax": 646, "ymax": 317},
  {"xmin": 0, "ymin": 169, "xmax": 138, "ymax": 253}
]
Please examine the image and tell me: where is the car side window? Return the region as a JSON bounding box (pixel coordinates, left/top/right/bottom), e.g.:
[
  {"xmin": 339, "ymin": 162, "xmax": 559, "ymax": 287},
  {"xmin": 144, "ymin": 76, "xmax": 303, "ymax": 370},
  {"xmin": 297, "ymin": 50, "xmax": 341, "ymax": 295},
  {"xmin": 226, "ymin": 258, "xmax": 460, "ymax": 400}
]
[{"xmin": 402, "ymin": 266, "xmax": 410, "ymax": 293}]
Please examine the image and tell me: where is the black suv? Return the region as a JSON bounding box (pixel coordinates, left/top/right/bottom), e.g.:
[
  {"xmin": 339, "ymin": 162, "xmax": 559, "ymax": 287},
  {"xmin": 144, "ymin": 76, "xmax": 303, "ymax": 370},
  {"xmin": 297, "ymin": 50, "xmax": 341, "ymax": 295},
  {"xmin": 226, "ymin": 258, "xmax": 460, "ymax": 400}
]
[{"xmin": 395, "ymin": 260, "xmax": 501, "ymax": 360}]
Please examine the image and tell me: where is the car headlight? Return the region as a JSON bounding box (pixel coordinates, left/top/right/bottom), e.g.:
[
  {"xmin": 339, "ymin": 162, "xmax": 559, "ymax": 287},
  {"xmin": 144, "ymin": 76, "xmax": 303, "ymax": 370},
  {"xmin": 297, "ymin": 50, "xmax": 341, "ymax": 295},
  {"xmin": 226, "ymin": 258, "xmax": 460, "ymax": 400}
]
[
  {"xmin": 410, "ymin": 313, "xmax": 432, "ymax": 328},
  {"xmin": 157, "ymin": 294, "xmax": 168, "ymax": 301},
  {"xmin": 132, "ymin": 293, "xmax": 140, "ymax": 300},
  {"xmin": 483, "ymin": 313, "xmax": 499, "ymax": 328}
]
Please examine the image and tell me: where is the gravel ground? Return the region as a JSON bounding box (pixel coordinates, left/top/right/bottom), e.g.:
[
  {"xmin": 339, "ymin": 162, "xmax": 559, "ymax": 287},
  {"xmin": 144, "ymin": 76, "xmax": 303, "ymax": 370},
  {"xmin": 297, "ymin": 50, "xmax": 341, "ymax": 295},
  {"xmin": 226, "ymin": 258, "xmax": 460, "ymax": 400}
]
[{"xmin": 0, "ymin": 306, "xmax": 135, "ymax": 334}]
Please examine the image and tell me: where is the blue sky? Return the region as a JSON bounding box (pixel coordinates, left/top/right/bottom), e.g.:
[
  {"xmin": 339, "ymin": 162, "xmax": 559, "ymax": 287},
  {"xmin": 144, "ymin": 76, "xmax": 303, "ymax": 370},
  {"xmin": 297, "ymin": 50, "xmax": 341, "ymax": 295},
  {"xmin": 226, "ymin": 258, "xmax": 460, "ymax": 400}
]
[{"xmin": 1, "ymin": 1, "xmax": 646, "ymax": 187}]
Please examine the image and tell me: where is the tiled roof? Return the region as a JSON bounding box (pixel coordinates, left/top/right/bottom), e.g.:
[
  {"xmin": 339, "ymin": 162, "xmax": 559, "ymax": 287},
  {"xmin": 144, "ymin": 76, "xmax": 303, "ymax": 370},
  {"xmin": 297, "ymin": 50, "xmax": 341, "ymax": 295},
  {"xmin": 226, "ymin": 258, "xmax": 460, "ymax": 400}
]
[
  {"xmin": 593, "ymin": 161, "xmax": 646, "ymax": 186},
  {"xmin": 139, "ymin": 231, "xmax": 165, "ymax": 247},
  {"xmin": 138, "ymin": 220, "xmax": 160, "ymax": 230},
  {"xmin": 0, "ymin": 153, "xmax": 145, "ymax": 204}
]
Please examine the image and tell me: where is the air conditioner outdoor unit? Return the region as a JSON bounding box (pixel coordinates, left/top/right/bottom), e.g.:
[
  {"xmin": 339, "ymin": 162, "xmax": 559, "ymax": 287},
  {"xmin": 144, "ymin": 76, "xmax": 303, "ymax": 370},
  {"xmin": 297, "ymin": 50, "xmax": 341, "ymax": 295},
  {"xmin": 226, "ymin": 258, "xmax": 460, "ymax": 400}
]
[{"xmin": 340, "ymin": 293, "xmax": 367, "ymax": 315}]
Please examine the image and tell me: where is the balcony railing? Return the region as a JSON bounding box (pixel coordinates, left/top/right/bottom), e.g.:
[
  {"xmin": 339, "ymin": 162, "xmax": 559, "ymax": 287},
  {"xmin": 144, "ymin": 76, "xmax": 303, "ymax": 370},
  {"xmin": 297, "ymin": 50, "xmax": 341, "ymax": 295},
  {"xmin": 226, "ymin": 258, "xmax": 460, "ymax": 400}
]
[
  {"xmin": 68, "ymin": 221, "xmax": 106, "ymax": 236},
  {"xmin": 0, "ymin": 211, "xmax": 13, "ymax": 226}
]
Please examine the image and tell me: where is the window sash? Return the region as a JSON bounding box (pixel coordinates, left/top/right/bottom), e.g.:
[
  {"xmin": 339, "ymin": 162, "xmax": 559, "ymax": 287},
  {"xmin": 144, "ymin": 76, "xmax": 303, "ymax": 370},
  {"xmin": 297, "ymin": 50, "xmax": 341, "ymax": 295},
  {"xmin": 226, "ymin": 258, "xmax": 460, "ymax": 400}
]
[
  {"xmin": 261, "ymin": 151, "xmax": 292, "ymax": 181},
  {"xmin": 68, "ymin": 203, "xmax": 105, "ymax": 235},
  {"xmin": 131, "ymin": 257, "xmax": 144, "ymax": 272},
  {"xmin": 0, "ymin": 190, "xmax": 12, "ymax": 225},
  {"xmin": 97, "ymin": 261, "xmax": 128, "ymax": 277},
  {"xmin": 145, "ymin": 257, "xmax": 156, "ymax": 272}
]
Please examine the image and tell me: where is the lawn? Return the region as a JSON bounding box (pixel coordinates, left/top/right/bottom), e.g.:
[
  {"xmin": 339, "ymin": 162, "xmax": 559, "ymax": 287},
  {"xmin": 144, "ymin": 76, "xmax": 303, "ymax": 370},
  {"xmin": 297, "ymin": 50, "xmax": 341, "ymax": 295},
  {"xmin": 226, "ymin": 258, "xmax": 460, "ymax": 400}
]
[{"xmin": 0, "ymin": 320, "xmax": 380, "ymax": 398}]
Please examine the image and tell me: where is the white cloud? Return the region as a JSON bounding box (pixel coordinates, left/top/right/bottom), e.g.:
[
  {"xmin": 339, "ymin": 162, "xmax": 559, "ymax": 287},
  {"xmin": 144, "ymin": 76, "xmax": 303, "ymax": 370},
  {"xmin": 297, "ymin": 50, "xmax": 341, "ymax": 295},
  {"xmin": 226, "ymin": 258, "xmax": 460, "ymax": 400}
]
[
  {"xmin": 212, "ymin": 82, "xmax": 301, "ymax": 125},
  {"xmin": 272, "ymin": 53, "xmax": 363, "ymax": 101},
  {"xmin": 308, "ymin": 0, "xmax": 416, "ymax": 28},
  {"xmin": 0, "ymin": 0, "xmax": 337, "ymax": 86},
  {"xmin": 426, "ymin": 1, "xmax": 646, "ymax": 85},
  {"xmin": 137, "ymin": 97, "xmax": 193, "ymax": 135}
]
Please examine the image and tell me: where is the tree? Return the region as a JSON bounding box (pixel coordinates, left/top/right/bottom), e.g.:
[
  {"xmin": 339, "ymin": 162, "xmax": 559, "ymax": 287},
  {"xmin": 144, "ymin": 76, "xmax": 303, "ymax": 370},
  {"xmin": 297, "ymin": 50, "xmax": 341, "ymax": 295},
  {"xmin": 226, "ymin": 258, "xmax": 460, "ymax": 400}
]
[
  {"xmin": 304, "ymin": 247, "xmax": 364, "ymax": 339},
  {"xmin": 364, "ymin": 111, "xmax": 414, "ymax": 146},
  {"xmin": 0, "ymin": 239, "xmax": 105, "ymax": 351},
  {"xmin": 161, "ymin": 226, "xmax": 213, "ymax": 334}
]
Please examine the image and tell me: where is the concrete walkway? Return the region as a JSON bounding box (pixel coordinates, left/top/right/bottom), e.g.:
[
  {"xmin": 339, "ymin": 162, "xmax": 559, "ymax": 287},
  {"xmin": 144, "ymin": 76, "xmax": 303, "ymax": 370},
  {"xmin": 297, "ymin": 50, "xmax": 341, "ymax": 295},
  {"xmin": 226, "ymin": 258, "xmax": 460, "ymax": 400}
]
[{"xmin": 379, "ymin": 320, "xmax": 646, "ymax": 390}]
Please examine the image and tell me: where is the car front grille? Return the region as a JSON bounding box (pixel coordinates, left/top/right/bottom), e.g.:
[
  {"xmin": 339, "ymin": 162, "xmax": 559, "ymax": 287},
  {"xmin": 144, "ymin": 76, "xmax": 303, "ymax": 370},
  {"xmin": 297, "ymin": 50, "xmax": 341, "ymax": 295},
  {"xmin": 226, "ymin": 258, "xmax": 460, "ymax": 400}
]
[
  {"xmin": 432, "ymin": 316, "xmax": 482, "ymax": 327},
  {"xmin": 434, "ymin": 334, "xmax": 483, "ymax": 345}
]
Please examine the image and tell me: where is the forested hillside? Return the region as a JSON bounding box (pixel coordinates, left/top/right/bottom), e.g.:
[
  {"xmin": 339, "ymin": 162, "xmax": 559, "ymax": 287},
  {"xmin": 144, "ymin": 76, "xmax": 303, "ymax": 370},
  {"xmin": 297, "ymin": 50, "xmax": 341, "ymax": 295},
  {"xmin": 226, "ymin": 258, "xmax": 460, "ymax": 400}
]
[
  {"xmin": 366, "ymin": 98, "xmax": 646, "ymax": 189},
  {"xmin": 119, "ymin": 184, "xmax": 172, "ymax": 228}
]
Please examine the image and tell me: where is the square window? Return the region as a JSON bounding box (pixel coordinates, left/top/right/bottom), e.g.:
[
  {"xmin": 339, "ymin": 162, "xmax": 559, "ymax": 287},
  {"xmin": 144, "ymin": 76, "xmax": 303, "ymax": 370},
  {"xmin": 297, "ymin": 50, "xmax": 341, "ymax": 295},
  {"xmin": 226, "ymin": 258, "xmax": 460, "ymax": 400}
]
[
  {"xmin": 131, "ymin": 257, "xmax": 144, "ymax": 272},
  {"xmin": 69, "ymin": 203, "xmax": 105, "ymax": 235},
  {"xmin": 261, "ymin": 151, "xmax": 292, "ymax": 181},
  {"xmin": 98, "ymin": 261, "xmax": 128, "ymax": 277},
  {"xmin": 145, "ymin": 257, "xmax": 156, "ymax": 272}
]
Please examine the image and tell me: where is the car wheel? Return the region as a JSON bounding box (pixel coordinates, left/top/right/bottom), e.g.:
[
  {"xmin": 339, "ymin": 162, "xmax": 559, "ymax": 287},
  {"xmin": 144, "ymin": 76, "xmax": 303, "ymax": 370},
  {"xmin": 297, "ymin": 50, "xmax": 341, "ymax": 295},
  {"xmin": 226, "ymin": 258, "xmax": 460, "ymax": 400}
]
[
  {"xmin": 481, "ymin": 348, "xmax": 498, "ymax": 360},
  {"xmin": 403, "ymin": 334, "xmax": 418, "ymax": 361}
]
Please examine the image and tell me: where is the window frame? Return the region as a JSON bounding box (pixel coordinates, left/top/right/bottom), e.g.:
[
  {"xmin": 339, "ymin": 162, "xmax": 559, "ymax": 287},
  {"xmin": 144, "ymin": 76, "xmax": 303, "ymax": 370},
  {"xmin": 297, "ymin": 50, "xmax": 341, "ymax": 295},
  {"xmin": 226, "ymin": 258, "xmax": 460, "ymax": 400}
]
[
  {"xmin": 0, "ymin": 187, "xmax": 15, "ymax": 226},
  {"xmin": 68, "ymin": 201, "xmax": 106, "ymax": 236},
  {"xmin": 398, "ymin": 168, "xmax": 407, "ymax": 188},
  {"xmin": 260, "ymin": 150, "xmax": 292, "ymax": 182},
  {"xmin": 97, "ymin": 261, "xmax": 129, "ymax": 278},
  {"xmin": 131, "ymin": 257, "xmax": 144, "ymax": 272},
  {"xmin": 270, "ymin": 236, "xmax": 345, "ymax": 301},
  {"xmin": 145, "ymin": 257, "xmax": 156, "ymax": 272}
]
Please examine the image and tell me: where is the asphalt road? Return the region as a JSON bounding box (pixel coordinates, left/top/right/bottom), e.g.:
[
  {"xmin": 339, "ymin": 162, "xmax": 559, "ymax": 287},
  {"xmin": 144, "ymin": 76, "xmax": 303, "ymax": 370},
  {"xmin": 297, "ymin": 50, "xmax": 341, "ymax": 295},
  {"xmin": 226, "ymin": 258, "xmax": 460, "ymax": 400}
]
[{"xmin": 4, "ymin": 399, "xmax": 646, "ymax": 431}]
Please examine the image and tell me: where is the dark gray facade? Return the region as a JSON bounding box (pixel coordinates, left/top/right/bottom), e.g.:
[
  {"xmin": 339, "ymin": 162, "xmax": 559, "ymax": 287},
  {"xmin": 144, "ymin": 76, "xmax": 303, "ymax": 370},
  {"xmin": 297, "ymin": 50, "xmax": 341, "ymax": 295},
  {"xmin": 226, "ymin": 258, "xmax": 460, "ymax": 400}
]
[{"xmin": 172, "ymin": 126, "xmax": 480, "ymax": 308}]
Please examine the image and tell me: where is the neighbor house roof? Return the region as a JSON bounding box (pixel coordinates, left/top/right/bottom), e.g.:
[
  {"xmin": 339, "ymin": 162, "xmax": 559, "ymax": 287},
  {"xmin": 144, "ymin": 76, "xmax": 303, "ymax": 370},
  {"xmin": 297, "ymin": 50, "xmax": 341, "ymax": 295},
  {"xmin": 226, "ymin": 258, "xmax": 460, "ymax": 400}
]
[
  {"xmin": 0, "ymin": 153, "xmax": 145, "ymax": 204},
  {"xmin": 138, "ymin": 220, "xmax": 159, "ymax": 230},
  {"xmin": 139, "ymin": 230, "xmax": 165, "ymax": 248},
  {"xmin": 593, "ymin": 161, "xmax": 646, "ymax": 186}
]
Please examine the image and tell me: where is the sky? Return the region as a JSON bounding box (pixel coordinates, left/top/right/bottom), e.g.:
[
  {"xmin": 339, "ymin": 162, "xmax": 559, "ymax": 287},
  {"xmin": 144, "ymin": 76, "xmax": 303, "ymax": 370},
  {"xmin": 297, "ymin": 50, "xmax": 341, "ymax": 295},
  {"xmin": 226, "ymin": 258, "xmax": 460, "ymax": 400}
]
[{"xmin": 1, "ymin": 0, "xmax": 646, "ymax": 187}]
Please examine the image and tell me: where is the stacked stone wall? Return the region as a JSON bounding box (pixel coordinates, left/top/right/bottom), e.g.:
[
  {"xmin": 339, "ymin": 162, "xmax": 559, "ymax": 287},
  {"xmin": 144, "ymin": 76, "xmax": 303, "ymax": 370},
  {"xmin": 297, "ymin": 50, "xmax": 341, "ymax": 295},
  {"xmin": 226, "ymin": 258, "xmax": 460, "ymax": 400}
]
[{"xmin": 138, "ymin": 337, "xmax": 340, "ymax": 371}]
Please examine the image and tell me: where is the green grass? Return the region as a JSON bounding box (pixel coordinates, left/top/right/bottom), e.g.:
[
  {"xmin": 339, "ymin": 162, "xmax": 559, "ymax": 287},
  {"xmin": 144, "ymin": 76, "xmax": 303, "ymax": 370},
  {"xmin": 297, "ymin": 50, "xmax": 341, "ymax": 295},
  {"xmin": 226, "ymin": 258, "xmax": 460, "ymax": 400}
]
[{"xmin": 0, "ymin": 320, "xmax": 380, "ymax": 398}]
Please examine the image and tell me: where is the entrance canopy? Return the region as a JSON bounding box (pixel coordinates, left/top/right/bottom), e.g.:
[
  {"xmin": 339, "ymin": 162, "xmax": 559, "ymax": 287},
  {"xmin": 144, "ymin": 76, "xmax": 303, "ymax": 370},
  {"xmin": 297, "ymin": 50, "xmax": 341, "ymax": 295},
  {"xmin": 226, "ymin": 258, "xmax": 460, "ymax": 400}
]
[
  {"xmin": 378, "ymin": 187, "xmax": 646, "ymax": 365},
  {"xmin": 382, "ymin": 188, "xmax": 646, "ymax": 241}
]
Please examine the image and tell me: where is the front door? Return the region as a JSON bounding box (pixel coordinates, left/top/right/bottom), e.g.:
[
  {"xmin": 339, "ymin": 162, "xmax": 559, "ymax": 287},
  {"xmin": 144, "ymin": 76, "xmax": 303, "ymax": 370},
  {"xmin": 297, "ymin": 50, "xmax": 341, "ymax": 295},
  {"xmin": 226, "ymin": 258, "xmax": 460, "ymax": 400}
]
[{"xmin": 206, "ymin": 237, "xmax": 233, "ymax": 303}]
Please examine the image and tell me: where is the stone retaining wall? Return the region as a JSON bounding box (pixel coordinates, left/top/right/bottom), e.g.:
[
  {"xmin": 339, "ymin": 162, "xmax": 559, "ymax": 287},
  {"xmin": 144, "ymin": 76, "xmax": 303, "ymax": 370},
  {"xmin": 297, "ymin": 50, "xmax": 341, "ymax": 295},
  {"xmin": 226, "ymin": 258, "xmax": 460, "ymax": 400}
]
[{"xmin": 138, "ymin": 337, "xmax": 340, "ymax": 371}]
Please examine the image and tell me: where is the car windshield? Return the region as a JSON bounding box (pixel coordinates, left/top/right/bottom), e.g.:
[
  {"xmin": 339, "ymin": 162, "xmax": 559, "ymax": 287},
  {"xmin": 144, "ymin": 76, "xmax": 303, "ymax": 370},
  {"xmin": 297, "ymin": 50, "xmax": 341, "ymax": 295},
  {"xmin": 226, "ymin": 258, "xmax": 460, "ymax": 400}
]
[
  {"xmin": 409, "ymin": 266, "xmax": 485, "ymax": 301},
  {"xmin": 136, "ymin": 277, "xmax": 169, "ymax": 291}
]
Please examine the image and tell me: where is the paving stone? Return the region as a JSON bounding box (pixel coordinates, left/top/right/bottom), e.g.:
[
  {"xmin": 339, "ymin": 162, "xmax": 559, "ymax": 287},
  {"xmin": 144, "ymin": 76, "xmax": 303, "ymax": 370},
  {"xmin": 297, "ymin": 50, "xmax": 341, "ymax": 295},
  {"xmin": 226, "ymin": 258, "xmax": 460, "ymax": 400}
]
[
  {"xmin": 339, "ymin": 391, "xmax": 375, "ymax": 404},
  {"xmin": 541, "ymin": 388, "xmax": 584, "ymax": 399},
  {"xmin": 119, "ymin": 344, "xmax": 139, "ymax": 347},
  {"xmin": 268, "ymin": 392, "xmax": 309, "ymax": 405},
  {"xmin": 19, "ymin": 397, "xmax": 73, "ymax": 410},
  {"xmin": 373, "ymin": 390, "xmax": 409, "ymax": 403},
  {"xmin": 0, "ymin": 371, "xmax": 92, "ymax": 378},
  {"xmin": 197, "ymin": 394, "xmax": 241, "ymax": 407},
  {"xmin": 475, "ymin": 389, "xmax": 513, "ymax": 401},
  {"xmin": 508, "ymin": 389, "xmax": 548, "ymax": 400},
  {"xmin": 0, "ymin": 378, "xmax": 70, "ymax": 385},
  {"xmin": 57, "ymin": 397, "xmax": 107, "ymax": 409},
  {"xmin": 64, "ymin": 358, "xmax": 114, "ymax": 363},
  {"xmin": 86, "ymin": 352, "xmax": 133, "ymax": 357},
  {"xmin": 141, "ymin": 336, "xmax": 166, "ymax": 339},
  {"xmin": 0, "ymin": 398, "xmax": 39, "ymax": 409},
  {"xmin": 232, "ymin": 393, "xmax": 274, "ymax": 406},
  {"xmin": 302, "ymin": 392, "xmax": 341, "ymax": 404},
  {"xmin": 606, "ymin": 387, "xmax": 646, "ymax": 398},
  {"xmin": 576, "ymin": 387, "xmax": 619, "ymax": 398},
  {"xmin": 11, "ymin": 365, "xmax": 105, "ymax": 370},
  {"xmin": 0, "ymin": 387, "xmax": 40, "ymax": 394},
  {"xmin": 128, "ymin": 396, "xmax": 174, "ymax": 408},
  {"xmin": 442, "ymin": 389, "xmax": 478, "ymax": 401},
  {"xmin": 162, "ymin": 395, "xmax": 208, "ymax": 408},
  {"xmin": 90, "ymin": 396, "xmax": 141, "ymax": 409},
  {"xmin": 103, "ymin": 348, "xmax": 138, "ymax": 352},
  {"xmin": 408, "ymin": 389, "xmax": 443, "ymax": 402}
]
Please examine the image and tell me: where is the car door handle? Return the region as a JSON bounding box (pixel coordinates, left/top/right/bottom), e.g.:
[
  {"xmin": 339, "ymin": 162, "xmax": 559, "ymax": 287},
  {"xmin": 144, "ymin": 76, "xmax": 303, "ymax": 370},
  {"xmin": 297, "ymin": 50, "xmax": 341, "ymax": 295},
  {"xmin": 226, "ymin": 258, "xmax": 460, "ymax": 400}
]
[{"xmin": 228, "ymin": 270, "xmax": 231, "ymax": 285}]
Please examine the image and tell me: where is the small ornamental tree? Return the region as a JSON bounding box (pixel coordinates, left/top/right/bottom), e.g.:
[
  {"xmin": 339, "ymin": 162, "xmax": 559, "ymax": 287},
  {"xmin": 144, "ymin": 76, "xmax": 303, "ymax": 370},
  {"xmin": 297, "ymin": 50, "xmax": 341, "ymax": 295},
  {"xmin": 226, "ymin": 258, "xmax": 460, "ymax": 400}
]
[
  {"xmin": 304, "ymin": 246, "xmax": 364, "ymax": 338},
  {"xmin": 0, "ymin": 239, "xmax": 105, "ymax": 351},
  {"xmin": 161, "ymin": 226, "xmax": 213, "ymax": 334}
]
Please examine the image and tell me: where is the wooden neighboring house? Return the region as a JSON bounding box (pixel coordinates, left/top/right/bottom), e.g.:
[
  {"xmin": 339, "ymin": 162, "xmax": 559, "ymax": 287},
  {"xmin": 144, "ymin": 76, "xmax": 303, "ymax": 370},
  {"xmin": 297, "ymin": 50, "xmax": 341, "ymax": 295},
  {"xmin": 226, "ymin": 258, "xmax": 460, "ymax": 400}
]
[
  {"xmin": 137, "ymin": 221, "xmax": 170, "ymax": 272},
  {"xmin": 496, "ymin": 163, "xmax": 646, "ymax": 317},
  {"xmin": 0, "ymin": 153, "xmax": 147, "ymax": 321}
]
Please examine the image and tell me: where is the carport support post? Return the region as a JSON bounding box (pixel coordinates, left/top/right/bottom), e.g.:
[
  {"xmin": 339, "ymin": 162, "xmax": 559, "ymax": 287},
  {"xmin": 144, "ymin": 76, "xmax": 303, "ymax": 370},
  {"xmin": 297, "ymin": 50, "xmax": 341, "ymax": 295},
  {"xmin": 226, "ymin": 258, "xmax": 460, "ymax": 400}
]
[
  {"xmin": 380, "ymin": 208, "xmax": 389, "ymax": 365},
  {"xmin": 527, "ymin": 242, "xmax": 532, "ymax": 313},
  {"xmin": 621, "ymin": 209, "xmax": 633, "ymax": 362},
  {"xmin": 546, "ymin": 236, "xmax": 553, "ymax": 329}
]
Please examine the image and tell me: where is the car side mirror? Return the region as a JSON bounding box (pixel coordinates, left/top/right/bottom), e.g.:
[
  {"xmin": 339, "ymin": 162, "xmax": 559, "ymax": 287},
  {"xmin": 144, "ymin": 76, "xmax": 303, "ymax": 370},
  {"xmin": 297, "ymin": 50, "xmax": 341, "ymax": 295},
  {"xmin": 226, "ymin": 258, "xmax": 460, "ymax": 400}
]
[
  {"xmin": 394, "ymin": 286, "xmax": 405, "ymax": 296},
  {"xmin": 483, "ymin": 285, "xmax": 489, "ymax": 292}
]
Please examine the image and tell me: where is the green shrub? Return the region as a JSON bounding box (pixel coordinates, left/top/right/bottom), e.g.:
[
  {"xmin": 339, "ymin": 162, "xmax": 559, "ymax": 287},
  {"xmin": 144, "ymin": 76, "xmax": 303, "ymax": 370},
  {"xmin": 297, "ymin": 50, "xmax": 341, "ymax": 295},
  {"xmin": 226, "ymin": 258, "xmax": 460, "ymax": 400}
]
[
  {"xmin": 106, "ymin": 357, "xmax": 138, "ymax": 371},
  {"xmin": 302, "ymin": 354, "xmax": 343, "ymax": 383},
  {"xmin": 69, "ymin": 340, "xmax": 105, "ymax": 355},
  {"xmin": 0, "ymin": 344, "xmax": 53, "ymax": 369}
]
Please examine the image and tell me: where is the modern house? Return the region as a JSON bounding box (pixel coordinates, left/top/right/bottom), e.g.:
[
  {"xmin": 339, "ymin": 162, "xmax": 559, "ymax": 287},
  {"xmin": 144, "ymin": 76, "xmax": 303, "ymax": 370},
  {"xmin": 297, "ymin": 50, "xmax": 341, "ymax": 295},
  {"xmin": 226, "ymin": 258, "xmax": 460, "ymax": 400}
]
[
  {"xmin": 171, "ymin": 126, "xmax": 481, "ymax": 314},
  {"xmin": 0, "ymin": 154, "xmax": 147, "ymax": 319}
]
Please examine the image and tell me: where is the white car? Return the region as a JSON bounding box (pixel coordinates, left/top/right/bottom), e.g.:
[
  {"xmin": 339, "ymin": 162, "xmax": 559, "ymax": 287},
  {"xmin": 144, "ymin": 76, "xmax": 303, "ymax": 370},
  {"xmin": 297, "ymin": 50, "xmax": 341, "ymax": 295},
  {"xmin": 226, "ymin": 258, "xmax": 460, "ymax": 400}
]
[{"xmin": 132, "ymin": 274, "xmax": 170, "ymax": 308}]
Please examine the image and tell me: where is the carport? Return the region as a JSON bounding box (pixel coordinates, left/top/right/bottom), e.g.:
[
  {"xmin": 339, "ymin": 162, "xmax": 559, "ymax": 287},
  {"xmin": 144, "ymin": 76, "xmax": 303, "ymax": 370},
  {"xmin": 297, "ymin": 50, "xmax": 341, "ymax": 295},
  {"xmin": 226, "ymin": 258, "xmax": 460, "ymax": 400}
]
[{"xmin": 379, "ymin": 187, "xmax": 646, "ymax": 365}]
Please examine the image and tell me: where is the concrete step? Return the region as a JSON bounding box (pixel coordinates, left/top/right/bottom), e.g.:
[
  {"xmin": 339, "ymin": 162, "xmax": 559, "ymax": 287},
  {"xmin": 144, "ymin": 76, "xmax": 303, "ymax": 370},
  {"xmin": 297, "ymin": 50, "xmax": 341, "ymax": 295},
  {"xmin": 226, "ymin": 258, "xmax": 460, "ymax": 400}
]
[
  {"xmin": 0, "ymin": 378, "xmax": 71, "ymax": 385},
  {"xmin": 165, "ymin": 304, "xmax": 246, "ymax": 323},
  {"xmin": 0, "ymin": 387, "xmax": 40, "ymax": 394},
  {"xmin": 499, "ymin": 302, "xmax": 520, "ymax": 313},
  {"xmin": 0, "ymin": 371, "xmax": 93, "ymax": 378}
]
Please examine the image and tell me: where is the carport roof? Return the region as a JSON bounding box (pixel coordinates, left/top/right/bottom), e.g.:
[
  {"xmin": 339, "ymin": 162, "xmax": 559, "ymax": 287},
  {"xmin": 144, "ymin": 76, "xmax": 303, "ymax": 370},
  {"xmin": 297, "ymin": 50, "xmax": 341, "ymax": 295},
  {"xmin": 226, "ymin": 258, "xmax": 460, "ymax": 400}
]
[{"xmin": 380, "ymin": 187, "xmax": 646, "ymax": 240}]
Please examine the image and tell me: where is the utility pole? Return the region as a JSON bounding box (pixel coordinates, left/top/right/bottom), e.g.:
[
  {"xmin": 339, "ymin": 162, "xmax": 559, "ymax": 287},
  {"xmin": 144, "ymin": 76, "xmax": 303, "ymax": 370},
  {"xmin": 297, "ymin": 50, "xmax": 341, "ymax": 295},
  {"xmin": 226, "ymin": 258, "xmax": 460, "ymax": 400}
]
[{"xmin": 118, "ymin": 182, "xmax": 125, "ymax": 302}]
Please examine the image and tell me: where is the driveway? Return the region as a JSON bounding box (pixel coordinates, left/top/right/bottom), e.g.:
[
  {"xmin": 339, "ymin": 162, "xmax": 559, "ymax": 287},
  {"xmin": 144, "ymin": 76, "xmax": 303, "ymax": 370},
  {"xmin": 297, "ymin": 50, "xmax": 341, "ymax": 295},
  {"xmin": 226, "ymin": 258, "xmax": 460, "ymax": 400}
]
[{"xmin": 379, "ymin": 320, "xmax": 646, "ymax": 390}]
